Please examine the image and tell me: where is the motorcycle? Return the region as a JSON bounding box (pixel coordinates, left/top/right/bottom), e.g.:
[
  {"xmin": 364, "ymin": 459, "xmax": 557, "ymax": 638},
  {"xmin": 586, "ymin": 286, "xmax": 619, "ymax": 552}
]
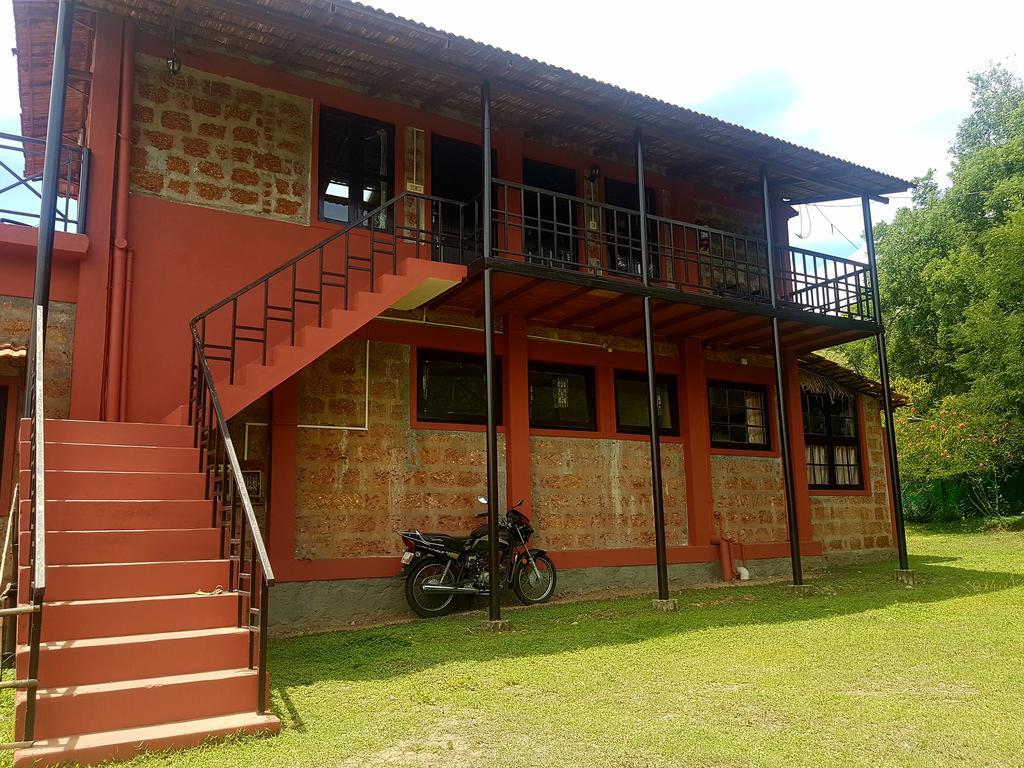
[{"xmin": 397, "ymin": 497, "xmax": 557, "ymax": 618}]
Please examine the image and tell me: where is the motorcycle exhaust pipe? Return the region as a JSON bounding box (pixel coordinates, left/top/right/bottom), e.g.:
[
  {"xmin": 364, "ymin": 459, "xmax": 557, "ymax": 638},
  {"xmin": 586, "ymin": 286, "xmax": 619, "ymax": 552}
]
[{"xmin": 420, "ymin": 583, "xmax": 482, "ymax": 595}]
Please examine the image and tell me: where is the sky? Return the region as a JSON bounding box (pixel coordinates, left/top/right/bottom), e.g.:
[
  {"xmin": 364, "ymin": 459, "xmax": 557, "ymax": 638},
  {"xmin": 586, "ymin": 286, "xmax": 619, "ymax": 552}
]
[{"xmin": 1, "ymin": 0, "xmax": 1022, "ymax": 254}]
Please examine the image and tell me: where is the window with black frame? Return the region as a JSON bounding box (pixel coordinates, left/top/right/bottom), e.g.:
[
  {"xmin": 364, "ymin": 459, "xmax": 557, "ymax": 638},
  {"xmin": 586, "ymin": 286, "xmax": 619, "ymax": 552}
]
[
  {"xmin": 614, "ymin": 370, "xmax": 679, "ymax": 436},
  {"xmin": 318, "ymin": 107, "xmax": 394, "ymax": 229},
  {"xmin": 417, "ymin": 349, "xmax": 501, "ymax": 425},
  {"xmin": 802, "ymin": 392, "xmax": 862, "ymax": 489},
  {"xmin": 528, "ymin": 362, "xmax": 597, "ymax": 431},
  {"xmin": 708, "ymin": 381, "xmax": 770, "ymax": 450}
]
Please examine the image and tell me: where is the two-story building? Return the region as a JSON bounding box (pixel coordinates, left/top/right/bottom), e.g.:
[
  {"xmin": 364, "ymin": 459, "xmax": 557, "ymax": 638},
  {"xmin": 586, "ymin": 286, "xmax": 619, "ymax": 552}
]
[{"xmin": 0, "ymin": 0, "xmax": 912, "ymax": 764}]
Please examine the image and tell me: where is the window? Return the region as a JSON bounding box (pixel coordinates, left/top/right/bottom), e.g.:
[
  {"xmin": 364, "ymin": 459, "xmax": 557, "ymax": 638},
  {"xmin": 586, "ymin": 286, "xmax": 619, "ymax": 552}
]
[
  {"xmin": 318, "ymin": 107, "xmax": 394, "ymax": 228},
  {"xmin": 802, "ymin": 392, "xmax": 862, "ymax": 489},
  {"xmin": 614, "ymin": 371, "xmax": 679, "ymax": 436},
  {"xmin": 417, "ymin": 349, "xmax": 501, "ymax": 425},
  {"xmin": 528, "ymin": 363, "xmax": 597, "ymax": 431},
  {"xmin": 708, "ymin": 381, "xmax": 770, "ymax": 450}
]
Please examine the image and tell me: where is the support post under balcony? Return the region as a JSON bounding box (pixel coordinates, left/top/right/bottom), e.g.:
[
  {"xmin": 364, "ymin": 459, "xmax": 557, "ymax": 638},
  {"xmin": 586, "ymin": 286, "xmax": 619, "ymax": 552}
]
[
  {"xmin": 861, "ymin": 196, "xmax": 912, "ymax": 579},
  {"xmin": 635, "ymin": 129, "xmax": 672, "ymax": 608},
  {"xmin": 761, "ymin": 165, "xmax": 804, "ymax": 587},
  {"xmin": 480, "ymin": 79, "xmax": 506, "ymax": 628}
]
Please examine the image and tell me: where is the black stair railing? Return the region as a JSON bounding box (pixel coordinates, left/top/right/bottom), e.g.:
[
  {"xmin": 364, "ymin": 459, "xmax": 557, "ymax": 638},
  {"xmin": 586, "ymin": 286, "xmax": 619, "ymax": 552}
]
[
  {"xmin": 187, "ymin": 192, "xmax": 471, "ymax": 716},
  {"xmin": 0, "ymin": 305, "xmax": 47, "ymax": 750}
]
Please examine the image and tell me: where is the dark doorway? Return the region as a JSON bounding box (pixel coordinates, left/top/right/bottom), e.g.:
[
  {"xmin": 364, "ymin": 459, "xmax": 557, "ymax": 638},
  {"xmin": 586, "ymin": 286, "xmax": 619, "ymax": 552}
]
[
  {"xmin": 430, "ymin": 135, "xmax": 496, "ymax": 264},
  {"xmin": 522, "ymin": 159, "xmax": 578, "ymax": 270},
  {"xmin": 604, "ymin": 178, "xmax": 658, "ymax": 278}
]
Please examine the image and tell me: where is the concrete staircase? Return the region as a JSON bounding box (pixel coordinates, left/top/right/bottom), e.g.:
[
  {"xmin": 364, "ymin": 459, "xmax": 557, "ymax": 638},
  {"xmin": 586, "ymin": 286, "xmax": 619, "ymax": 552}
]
[
  {"xmin": 211, "ymin": 256, "xmax": 465, "ymax": 419},
  {"xmin": 13, "ymin": 419, "xmax": 279, "ymax": 767}
]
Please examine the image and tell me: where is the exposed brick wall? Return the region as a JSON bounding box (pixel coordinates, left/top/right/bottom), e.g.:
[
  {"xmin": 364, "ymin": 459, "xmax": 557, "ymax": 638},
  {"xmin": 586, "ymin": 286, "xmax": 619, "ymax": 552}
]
[
  {"xmin": 710, "ymin": 454, "xmax": 788, "ymax": 543},
  {"xmin": 0, "ymin": 296, "xmax": 75, "ymax": 418},
  {"xmin": 811, "ymin": 398, "xmax": 894, "ymax": 553},
  {"xmin": 692, "ymin": 200, "xmax": 764, "ymax": 239},
  {"xmin": 530, "ymin": 437, "xmax": 686, "ymax": 551},
  {"xmin": 294, "ymin": 339, "xmax": 505, "ymax": 559},
  {"xmin": 130, "ymin": 54, "xmax": 312, "ymax": 224}
]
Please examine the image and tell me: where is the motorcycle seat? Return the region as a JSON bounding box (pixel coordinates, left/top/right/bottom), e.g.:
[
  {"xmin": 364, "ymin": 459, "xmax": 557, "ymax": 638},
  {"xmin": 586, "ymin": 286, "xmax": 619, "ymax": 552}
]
[{"xmin": 419, "ymin": 533, "xmax": 470, "ymax": 551}]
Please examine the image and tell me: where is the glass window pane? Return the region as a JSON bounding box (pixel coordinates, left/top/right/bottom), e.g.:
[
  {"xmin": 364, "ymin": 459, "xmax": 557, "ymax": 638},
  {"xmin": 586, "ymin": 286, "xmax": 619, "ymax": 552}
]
[
  {"xmin": 417, "ymin": 350, "xmax": 501, "ymax": 425},
  {"xmin": 529, "ymin": 364, "xmax": 597, "ymax": 430},
  {"xmin": 708, "ymin": 382, "xmax": 769, "ymax": 449}
]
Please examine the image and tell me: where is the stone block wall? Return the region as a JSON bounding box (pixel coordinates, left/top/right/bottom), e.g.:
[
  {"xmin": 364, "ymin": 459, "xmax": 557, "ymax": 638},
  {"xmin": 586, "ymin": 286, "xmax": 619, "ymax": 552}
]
[
  {"xmin": 293, "ymin": 338, "xmax": 504, "ymax": 559},
  {"xmin": 0, "ymin": 296, "xmax": 75, "ymax": 418},
  {"xmin": 530, "ymin": 437, "xmax": 687, "ymax": 550},
  {"xmin": 710, "ymin": 454, "xmax": 788, "ymax": 543},
  {"xmin": 810, "ymin": 398, "xmax": 894, "ymax": 554},
  {"xmin": 130, "ymin": 54, "xmax": 312, "ymax": 224}
]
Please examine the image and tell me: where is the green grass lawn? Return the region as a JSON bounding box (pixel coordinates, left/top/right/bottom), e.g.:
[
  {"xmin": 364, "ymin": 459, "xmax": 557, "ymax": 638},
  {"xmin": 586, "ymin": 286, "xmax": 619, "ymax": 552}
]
[{"xmin": 6, "ymin": 526, "xmax": 1024, "ymax": 767}]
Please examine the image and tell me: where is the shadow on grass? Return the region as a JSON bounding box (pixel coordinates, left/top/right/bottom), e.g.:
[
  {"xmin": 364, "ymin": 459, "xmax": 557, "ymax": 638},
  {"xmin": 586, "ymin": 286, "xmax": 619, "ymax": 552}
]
[{"xmin": 267, "ymin": 549, "xmax": 1023, "ymax": 714}]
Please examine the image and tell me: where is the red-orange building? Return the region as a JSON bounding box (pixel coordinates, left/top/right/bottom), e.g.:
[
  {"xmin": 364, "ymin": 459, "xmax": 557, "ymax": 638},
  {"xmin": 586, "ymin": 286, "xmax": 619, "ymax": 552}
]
[{"xmin": 0, "ymin": 0, "xmax": 913, "ymax": 763}]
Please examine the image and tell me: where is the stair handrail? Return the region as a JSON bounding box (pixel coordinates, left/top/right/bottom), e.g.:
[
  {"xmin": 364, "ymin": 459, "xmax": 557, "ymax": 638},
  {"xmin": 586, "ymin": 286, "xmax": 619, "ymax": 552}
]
[
  {"xmin": 190, "ymin": 324, "xmax": 274, "ymax": 715},
  {"xmin": 1, "ymin": 305, "xmax": 47, "ymax": 750}
]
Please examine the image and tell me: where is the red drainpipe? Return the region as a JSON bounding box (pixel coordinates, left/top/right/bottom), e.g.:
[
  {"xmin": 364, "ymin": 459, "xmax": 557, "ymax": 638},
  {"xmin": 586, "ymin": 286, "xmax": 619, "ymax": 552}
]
[
  {"xmin": 710, "ymin": 512, "xmax": 740, "ymax": 582},
  {"xmin": 103, "ymin": 24, "xmax": 134, "ymax": 421},
  {"xmin": 118, "ymin": 247, "xmax": 135, "ymax": 421}
]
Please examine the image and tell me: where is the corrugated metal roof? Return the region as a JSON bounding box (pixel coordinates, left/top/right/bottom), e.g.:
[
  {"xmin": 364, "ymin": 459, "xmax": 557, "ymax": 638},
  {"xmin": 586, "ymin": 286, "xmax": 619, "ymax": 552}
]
[{"xmin": 15, "ymin": 0, "xmax": 911, "ymax": 202}]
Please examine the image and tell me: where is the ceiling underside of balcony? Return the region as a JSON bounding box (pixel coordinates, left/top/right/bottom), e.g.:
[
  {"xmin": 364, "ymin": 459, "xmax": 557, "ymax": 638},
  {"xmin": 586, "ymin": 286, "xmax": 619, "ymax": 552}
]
[
  {"xmin": 428, "ymin": 261, "xmax": 878, "ymax": 357},
  {"xmin": 16, "ymin": 0, "xmax": 911, "ymax": 205}
]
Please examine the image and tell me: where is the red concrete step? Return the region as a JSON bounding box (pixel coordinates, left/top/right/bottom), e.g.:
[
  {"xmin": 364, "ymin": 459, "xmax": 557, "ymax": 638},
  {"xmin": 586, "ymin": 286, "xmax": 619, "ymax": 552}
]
[
  {"xmin": 41, "ymin": 469, "xmax": 205, "ymax": 500},
  {"xmin": 41, "ymin": 419, "xmax": 195, "ymax": 448},
  {"xmin": 24, "ymin": 667, "xmax": 259, "ymax": 740},
  {"xmin": 24, "ymin": 559, "xmax": 230, "ymax": 600},
  {"xmin": 44, "ymin": 441, "xmax": 199, "ymax": 473},
  {"xmin": 14, "ymin": 712, "xmax": 280, "ymax": 768},
  {"xmin": 43, "ymin": 499, "xmax": 213, "ymax": 531},
  {"xmin": 24, "ymin": 528, "xmax": 221, "ymax": 566},
  {"xmin": 20, "ymin": 627, "xmax": 249, "ymax": 687},
  {"xmin": 37, "ymin": 593, "xmax": 238, "ymax": 642}
]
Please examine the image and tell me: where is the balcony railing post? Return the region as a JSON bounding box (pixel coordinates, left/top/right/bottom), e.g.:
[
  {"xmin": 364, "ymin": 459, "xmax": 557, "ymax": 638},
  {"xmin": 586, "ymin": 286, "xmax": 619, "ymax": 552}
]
[
  {"xmin": 635, "ymin": 129, "xmax": 671, "ymax": 605},
  {"xmin": 760, "ymin": 165, "xmax": 804, "ymax": 586},
  {"xmin": 24, "ymin": 0, "xmax": 76, "ymax": 416},
  {"xmin": 76, "ymin": 147, "xmax": 90, "ymax": 234},
  {"xmin": 861, "ymin": 196, "xmax": 911, "ymax": 574}
]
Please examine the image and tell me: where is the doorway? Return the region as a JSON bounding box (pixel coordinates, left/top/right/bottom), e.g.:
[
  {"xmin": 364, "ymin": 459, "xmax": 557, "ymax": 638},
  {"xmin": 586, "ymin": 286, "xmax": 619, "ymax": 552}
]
[
  {"xmin": 604, "ymin": 178, "xmax": 658, "ymax": 278},
  {"xmin": 430, "ymin": 135, "xmax": 496, "ymax": 264},
  {"xmin": 522, "ymin": 159, "xmax": 578, "ymax": 270}
]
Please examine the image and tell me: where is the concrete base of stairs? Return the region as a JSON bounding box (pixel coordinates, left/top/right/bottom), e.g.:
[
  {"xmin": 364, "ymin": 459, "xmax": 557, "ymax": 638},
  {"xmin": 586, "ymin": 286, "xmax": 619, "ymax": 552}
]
[{"xmin": 14, "ymin": 713, "xmax": 280, "ymax": 767}]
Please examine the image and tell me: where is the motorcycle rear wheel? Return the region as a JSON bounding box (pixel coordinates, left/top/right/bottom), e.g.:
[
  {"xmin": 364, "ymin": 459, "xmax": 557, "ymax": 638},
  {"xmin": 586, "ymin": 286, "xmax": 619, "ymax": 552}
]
[
  {"xmin": 405, "ymin": 557, "xmax": 458, "ymax": 618},
  {"xmin": 512, "ymin": 553, "xmax": 557, "ymax": 605}
]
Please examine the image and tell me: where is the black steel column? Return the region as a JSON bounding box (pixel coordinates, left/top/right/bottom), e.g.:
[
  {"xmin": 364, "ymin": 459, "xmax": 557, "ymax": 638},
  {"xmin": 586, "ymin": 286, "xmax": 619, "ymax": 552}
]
[
  {"xmin": 635, "ymin": 129, "xmax": 670, "ymax": 600},
  {"xmin": 760, "ymin": 165, "xmax": 803, "ymax": 585},
  {"xmin": 481, "ymin": 80, "xmax": 501, "ymax": 621},
  {"xmin": 24, "ymin": 0, "xmax": 76, "ymax": 415},
  {"xmin": 861, "ymin": 196, "xmax": 910, "ymax": 571}
]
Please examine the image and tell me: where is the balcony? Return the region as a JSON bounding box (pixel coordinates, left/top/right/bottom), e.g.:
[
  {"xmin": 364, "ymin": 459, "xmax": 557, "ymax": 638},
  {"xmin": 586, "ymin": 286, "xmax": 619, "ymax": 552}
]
[
  {"xmin": 429, "ymin": 180, "xmax": 879, "ymax": 353},
  {"xmin": 0, "ymin": 132, "xmax": 89, "ymax": 234}
]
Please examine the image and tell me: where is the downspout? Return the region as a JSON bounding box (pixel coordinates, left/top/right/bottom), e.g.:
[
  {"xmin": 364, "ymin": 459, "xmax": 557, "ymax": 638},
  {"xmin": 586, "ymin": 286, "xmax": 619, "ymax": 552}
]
[
  {"xmin": 710, "ymin": 513, "xmax": 747, "ymax": 582},
  {"xmin": 118, "ymin": 247, "xmax": 135, "ymax": 420},
  {"xmin": 103, "ymin": 24, "xmax": 134, "ymax": 421}
]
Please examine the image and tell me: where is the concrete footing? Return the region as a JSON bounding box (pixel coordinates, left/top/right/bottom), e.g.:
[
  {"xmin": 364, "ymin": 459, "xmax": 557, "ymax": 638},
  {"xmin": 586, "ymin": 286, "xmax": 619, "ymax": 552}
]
[
  {"xmin": 789, "ymin": 583, "xmax": 814, "ymax": 595},
  {"xmin": 651, "ymin": 598, "xmax": 678, "ymax": 612},
  {"xmin": 895, "ymin": 569, "xmax": 918, "ymax": 586},
  {"xmin": 479, "ymin": 619, "xmax": 512, "ymax": 632}
]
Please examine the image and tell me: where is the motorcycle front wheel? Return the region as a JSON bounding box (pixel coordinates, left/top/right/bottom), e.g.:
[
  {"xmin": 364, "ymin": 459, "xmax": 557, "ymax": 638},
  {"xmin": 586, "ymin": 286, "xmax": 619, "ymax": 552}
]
[
  {"xmin": 405, "ymin": 557, "xmax": 458, "ymax": 618},
  {"xmin": 512, "ymin": 553, "xmax": 557, "ymax": 605}
]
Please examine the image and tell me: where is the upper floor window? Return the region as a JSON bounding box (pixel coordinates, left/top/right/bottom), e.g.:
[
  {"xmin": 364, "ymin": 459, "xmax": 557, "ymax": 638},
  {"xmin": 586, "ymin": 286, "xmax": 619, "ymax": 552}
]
[
  {"xmin": 802, "ymin": 392, "xmax": 862, "ymax": 489},
  {"xmin": 417, "ymin": 349, "xmax": 501, "ymax": 425},
  {"xmin": 528, "ymin": 362, "xmax": 597, "ymax": 431},
  {"xmin": 614, "ymin": 370, "xmax": 679, "ymax": 436},
  {"xmin": 317, "ymin": 107, "xmax": 394, "ymax": 229},
  {"xmin": 708, "ymin": 381, "xmax": 770, "ymax": 450}
]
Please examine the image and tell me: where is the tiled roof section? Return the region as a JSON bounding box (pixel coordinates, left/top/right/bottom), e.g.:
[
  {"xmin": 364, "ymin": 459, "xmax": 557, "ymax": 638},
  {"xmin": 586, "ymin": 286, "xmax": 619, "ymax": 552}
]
[{"xmin": 16, "ymin": 0, "xmax": 910, "ymax": 203}]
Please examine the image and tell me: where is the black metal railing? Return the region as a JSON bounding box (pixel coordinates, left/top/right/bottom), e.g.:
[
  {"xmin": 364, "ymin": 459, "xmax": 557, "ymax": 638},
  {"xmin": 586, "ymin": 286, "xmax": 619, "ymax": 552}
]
[
  {"xmin": 0, "ymin": 133, "xmax": 89, "ymax": 234},
  {"xmin": 488, "ymin": 179, "xmax": 877, "ymax": 323},
  {"xmin": 0, "ymin": 306, "xmax": 47, "ymax": 750},
  {"xmin": 190, "ymin": 192, "xmax": 470, "ymax": 386},
  {"xmin": 187, "ymin": 191, "xmax": 471, "ymax": 715}
]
